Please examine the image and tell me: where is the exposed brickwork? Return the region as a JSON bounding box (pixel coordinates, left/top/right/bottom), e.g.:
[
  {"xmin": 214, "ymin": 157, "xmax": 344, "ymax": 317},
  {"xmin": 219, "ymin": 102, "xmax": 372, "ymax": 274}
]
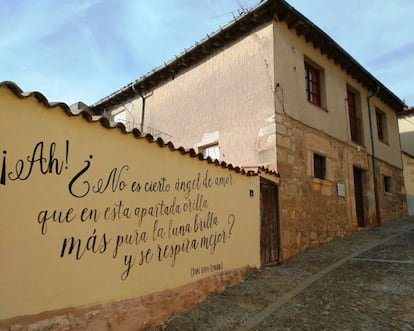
[
  {"xmin": 276, "ymin": 114, "xmax": 407, "ymax": 260},
  {"xmin": 0, "ymin": 267, "xmax": 256, "ymax": 331}
]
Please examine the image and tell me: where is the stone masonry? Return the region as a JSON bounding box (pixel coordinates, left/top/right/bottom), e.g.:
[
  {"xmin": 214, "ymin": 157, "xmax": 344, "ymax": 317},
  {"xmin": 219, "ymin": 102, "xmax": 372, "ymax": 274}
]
[{"xmin": 276, "ymin": 113, "xmax": 407, "ymax": 260}]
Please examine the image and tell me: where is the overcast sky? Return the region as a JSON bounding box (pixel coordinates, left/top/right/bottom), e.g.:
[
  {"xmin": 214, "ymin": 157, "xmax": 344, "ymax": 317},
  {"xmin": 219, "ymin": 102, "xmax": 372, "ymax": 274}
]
[{"xmin": 1, "ymin": 0, "xmax": 413, "ymax": 107}]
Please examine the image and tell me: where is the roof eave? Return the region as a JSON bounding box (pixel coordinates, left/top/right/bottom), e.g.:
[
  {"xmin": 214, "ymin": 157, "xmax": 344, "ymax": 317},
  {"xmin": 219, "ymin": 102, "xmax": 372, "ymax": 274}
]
[
  {"xmin": 90, "ymin": 0, "xmax": 406, "ymax": 114},
  {"xmin": 90, "ymin": 0, "xmax": 276, "ymax": 114},
  {"xmin": 274, "ymin": 1, "xmax": 406, "ymax": 112}
]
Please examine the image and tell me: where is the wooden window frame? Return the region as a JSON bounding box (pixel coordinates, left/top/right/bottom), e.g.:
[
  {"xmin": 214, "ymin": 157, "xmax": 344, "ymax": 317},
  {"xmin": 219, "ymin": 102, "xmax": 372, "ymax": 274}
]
[
  {"xmin": 305, "ymin": 62, "xmax": 322, "ymax": 106},
  {"xmin": 375, "ymin": 108, "xmax": 388, "ymax": 143},
  {"xmin": 347, "ymin": 88, "xmax": 363, "ymax": 144}
]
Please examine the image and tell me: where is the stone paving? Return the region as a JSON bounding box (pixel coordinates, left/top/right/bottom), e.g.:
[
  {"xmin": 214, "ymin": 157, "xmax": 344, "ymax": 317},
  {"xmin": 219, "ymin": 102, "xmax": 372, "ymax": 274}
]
[{"xmin": 149, "ymin": 216, "xmax": 414, "ymax": 330}]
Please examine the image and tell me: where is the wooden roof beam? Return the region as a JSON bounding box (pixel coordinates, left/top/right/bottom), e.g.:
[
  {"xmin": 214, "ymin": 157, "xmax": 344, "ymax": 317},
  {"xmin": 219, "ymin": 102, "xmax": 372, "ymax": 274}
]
[
  {"xmin": 200, "ymin": 45, "xmax": 210, "ymax": 55},
  {"xmin": 295, "ymin": 25, "xmax": 305, "ymax": 37},
  {"xmin": 274, "ymin": 6, "xmax": 288, "ymax": 22}
]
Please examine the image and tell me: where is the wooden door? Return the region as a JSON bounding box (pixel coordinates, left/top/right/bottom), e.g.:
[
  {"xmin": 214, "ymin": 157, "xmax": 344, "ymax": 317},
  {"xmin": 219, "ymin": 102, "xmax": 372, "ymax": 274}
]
[
  {"xmin": 353, "ymin": 167, "xmax": 365, "ymax": 227},
  {"xmin": 260, "ymin": 178, "xmax": 280, "ymax": 266}
]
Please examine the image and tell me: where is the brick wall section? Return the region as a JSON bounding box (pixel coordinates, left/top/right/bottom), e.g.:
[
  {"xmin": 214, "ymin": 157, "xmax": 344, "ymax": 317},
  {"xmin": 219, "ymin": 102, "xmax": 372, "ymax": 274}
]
[
  {"xmin": 276, "ymin": 113, "xmax": 407, "ymax": 260},
  {"xmin": 0, "ymin": 267, "xmax": 256, "ymax": 331}
]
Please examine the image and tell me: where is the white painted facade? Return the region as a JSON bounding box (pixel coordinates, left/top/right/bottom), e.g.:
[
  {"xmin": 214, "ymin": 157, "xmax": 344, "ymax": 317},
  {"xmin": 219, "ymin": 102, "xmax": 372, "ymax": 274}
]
[
  {"xmin": 112, "ymin": 19, "xmax": 403, "ymax": 171},
  {"xmin": 113, "ymin": 24, "xmax": 276, "ymax": 168}
]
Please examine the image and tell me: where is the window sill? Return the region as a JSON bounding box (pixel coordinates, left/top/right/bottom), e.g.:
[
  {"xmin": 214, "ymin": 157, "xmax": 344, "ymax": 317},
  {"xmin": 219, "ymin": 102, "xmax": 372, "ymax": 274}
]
[
  {"xmin": 350, "ymin": 140, "xmax": 366, "ymax": 150},
  {"xmin": 307, "ymin": 100, "xmax": 328, "ymax": 112},
  {"xmin": 384, "ymin": 191, "xmax": 393, "ymax": 197},
  {"xmin": 312, "ymin": 177, "xmax": 332, "ymax": 184},
  {"xmin": 378, "ymin": 139, "xmax": 390, "ymax": 146},
  {"xmin": 311, "ymin": 177, "xmax": 334, "ymax": 196}
]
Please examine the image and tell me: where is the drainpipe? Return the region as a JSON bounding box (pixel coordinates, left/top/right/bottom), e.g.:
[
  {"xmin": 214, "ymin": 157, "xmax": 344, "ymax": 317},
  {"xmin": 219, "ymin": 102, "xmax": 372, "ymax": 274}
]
[
  {"xmin": 131, "ymin": 84, "xmax": 146, "ymax": 133},
  {"xmin": 367, "ymin": 85, "xmax": 381, "ymax": 226}
]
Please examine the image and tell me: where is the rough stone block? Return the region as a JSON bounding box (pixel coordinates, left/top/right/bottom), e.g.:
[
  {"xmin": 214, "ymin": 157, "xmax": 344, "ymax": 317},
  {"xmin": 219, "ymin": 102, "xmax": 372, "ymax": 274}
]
[
  {"xmin": 277, "ymin": 136, "xmax": 291, "ymax": 149},
  {"xmin": 277, "ymin": 124, "xmax": 287, "ymax": 136},
  {"xmin": 277, "ymin": 148, "xmax": 288, "ymax": 163}
]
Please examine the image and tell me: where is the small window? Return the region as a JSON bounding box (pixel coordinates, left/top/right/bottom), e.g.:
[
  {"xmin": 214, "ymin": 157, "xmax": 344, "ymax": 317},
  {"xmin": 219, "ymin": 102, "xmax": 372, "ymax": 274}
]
[
  {"xmin": 347, "ymin": 88, "xmax": 363, "ymax": 144},
  {"xmin": 305, "ymin": 62, "xmax": 322, "ymax": 106},
  {"xmin": 313, "ymin": 153, "xmax": 326, "ymax": 179},
  {"xmin": 201, "ymin": 144, "xmax": 220, "ymax": 160},
  {"xmin": 113, "ymin": 110, "xmax": 133, "ymax": 131},
  {"xmin": 383, "ymin": 176, "xmax": 392, "ymax": 193},
  {"xmin": 376, "ymin": 108, "xmax": 388, "ymax": 143}
]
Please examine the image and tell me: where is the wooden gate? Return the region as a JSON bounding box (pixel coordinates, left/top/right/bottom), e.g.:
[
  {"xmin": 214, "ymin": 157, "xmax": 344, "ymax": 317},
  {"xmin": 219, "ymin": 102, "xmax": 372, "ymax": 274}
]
[{"xmin": 260, "ymin": 177, "xmax": 280, "ymax": 266}]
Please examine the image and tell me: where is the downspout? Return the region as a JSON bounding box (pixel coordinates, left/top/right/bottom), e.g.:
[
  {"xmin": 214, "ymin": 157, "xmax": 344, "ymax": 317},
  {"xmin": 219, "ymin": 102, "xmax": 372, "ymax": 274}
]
[
  {"xmin": 367, "ymin": 85, "xmax": 381, "ymax": 225},
  {"xmin": 132, "ymin": 84, "xmax": 146, "ymax": 133}
]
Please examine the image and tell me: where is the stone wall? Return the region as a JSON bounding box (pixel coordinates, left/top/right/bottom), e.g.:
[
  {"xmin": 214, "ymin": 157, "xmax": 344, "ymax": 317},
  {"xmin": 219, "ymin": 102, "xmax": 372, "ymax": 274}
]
[{"xmin": 276, "ymin": 113, "xmax": 407, "ymax": 260}]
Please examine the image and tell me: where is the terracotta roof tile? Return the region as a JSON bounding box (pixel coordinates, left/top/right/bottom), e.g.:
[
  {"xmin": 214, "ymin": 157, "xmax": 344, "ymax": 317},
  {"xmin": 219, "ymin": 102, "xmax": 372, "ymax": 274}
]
[{"xmin": 1, "ymin": 81, "xmax": 279, "ymax": 178}]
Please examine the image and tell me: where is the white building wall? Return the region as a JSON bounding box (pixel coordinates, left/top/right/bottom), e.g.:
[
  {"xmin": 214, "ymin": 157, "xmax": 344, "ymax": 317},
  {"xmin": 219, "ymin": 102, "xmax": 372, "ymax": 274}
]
[
  {"xmin": 272, "ymin": 21, "xmax": 403, "ymax": 170},
  {"xmin": 125, "ymin": 24, "xmax": 276, "ymax": 168}
]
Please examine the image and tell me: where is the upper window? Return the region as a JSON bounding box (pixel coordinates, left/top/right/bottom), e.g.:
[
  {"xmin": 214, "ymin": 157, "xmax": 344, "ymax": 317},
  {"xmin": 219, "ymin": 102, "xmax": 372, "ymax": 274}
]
[
  {"xmin": 375, "ymin": 108, "xmax": 388, "ymax": 143},
  {"xmin": 305, "ymin": 62, "xmax": 321, "ymax": 106},
  {"xmin": 313, "ymin": 153, "xmax": 326, "ymax": 179},
  {"xmin": 347, "ymin": 88, "xmax": 363, "ymax": 144}
]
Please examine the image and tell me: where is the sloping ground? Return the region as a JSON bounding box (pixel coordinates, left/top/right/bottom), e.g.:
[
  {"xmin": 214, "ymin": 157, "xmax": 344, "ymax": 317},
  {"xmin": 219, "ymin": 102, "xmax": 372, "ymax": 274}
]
[{"xmin": 149, "ymin": 216, "xmax": 414, "ymax": 331}]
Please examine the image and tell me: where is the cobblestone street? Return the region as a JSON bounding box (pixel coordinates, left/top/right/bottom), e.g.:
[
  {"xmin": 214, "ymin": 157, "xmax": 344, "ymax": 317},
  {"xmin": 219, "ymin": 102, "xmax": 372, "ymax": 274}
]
[{"xmin": 150, "ymin": 216, "xmax": 414, "ymax": 330}]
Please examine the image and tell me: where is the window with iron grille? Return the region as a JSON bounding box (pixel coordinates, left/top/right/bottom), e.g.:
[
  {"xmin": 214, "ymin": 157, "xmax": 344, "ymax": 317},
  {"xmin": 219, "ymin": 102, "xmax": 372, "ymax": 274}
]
[
  {"xmin": 383, "ymin": 176, "xmax": 392, "ymax": 193},
  {"xmin": 313, "ymin": 153, "xmax": 326, "ymax": 179},
  {"xmin": 305, "ymin": 62, "xmax": 321, "ymax": 106},
  {"xmin": 347, "ymin": 88, "xmax": 363, "ymax": 144}
]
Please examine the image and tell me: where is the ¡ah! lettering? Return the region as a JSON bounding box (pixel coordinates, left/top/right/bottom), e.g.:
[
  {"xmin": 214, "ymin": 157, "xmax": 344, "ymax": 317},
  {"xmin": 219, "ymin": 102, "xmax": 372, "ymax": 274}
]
[{"xmin": 6, "ymin": 140, "xmax": 69, "ymax": 184}]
